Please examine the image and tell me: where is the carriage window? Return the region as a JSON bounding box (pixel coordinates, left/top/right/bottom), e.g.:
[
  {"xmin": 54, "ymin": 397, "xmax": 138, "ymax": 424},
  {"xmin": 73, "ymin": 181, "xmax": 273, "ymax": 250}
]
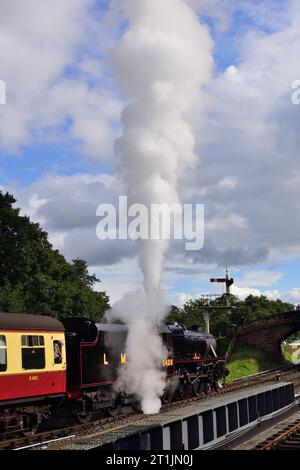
[
  {"xmin": 0, "ymin": 335, "xmax": 7, "ymax": 372},
  {"xmin": 53, "ymin": 340, "xmax": 62, "ymax": 364},
  {"xmin": 21, "ymin": 335, "xmax": 45, "ymax": 370},
  {"xmin": 21, "ymin": 335, "xmax": 44, "ymax": 347},
  {"xmin": 32, "ymin": 336, "xmax": 39, "ymax": 347}
]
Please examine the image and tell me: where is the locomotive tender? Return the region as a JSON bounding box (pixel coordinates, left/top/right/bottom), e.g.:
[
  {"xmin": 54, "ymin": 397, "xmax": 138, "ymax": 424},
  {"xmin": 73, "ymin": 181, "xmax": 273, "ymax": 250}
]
[{"xmin": 0, "ymin": 313, "xmax": 227, "ymax": 436}]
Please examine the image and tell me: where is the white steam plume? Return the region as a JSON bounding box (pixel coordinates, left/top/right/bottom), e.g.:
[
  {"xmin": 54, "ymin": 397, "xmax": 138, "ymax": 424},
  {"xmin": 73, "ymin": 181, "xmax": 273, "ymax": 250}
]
[{"xmin": 110, "ymin": 0, "xmax": 213, "ymax": 414}]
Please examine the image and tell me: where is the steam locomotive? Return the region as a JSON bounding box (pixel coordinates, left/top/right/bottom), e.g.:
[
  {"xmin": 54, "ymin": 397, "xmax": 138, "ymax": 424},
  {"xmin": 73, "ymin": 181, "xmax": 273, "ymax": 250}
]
[{"xmin": 0, "ymin": 313, "xmax": 227, "ymax": 436}]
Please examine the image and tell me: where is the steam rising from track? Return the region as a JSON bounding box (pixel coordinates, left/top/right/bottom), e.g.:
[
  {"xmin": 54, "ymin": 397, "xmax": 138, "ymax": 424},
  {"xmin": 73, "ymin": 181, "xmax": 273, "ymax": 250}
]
[{"xmin": 110, "ymin": 0, "xmax": 213, "ymax": 414}]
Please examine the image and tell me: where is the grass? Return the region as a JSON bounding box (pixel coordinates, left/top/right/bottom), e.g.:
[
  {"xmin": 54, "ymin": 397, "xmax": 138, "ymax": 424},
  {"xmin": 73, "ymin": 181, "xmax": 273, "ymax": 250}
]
[
  {"xmin": 283, "ymin": 348, "xmax": 293, "ymax": 363},
  {"xmin": 224, "ymin": 341, "xmax": 281, "ymax": 382},
  {"xmin": 282, "ymin": 344, "xmax": 300, "ymax": 364}
]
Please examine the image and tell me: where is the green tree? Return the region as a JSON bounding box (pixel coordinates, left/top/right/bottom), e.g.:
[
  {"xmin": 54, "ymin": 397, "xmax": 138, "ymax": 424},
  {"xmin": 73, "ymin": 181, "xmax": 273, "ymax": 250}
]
[
  {"xmin": 166, "ymin": 293, "xmax": 295, "ymax": 337},
  {"xmin": 167, "ymin": 299, "xmax": 207, "ymax": 330},
  {"xmin": 230, "ymin": 295, "xmax": 294, "ymax": 326},
  {"xmin": 0, "ymin": 191, "xmax": 110, "ymax": 320}
]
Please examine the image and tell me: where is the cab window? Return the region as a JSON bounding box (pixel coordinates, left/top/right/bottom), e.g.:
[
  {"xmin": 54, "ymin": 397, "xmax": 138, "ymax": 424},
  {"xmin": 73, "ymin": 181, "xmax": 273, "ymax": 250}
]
[
  {"xmin": 0, "ymin": 335, "xmax": 7, "ymax": 372},
  {"xmin": 21, "ymin": 335, "xmax": 45, "ymax": 370},
  {"xmin": 53, "ymin": 340, "xmax": 63, "ymax": 364}
]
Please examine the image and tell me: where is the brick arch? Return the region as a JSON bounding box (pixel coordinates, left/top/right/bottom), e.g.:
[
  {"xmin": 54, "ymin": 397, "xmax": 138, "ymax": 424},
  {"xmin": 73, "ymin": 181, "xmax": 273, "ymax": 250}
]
[{"xmin": 229, "ymin": 311, "xmax": 300, "ymax": 361}]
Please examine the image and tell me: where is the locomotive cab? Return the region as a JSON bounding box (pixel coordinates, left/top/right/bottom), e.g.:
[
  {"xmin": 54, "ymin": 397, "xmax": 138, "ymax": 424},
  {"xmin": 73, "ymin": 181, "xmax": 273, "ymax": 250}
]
[
  {"xmin": 61, "ymin": 318, "xmax": 129, "ymax": 421},
  {"xmin": 165, "ymin": 322, "xmax": 217, "ymax": 359}
]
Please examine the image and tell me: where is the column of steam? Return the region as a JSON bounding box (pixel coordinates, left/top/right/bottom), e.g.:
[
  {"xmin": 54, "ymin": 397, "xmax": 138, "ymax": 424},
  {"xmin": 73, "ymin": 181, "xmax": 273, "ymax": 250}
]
[{"xmin": 112, "ymin": 0, "xmax": 213, "ymax": 414}]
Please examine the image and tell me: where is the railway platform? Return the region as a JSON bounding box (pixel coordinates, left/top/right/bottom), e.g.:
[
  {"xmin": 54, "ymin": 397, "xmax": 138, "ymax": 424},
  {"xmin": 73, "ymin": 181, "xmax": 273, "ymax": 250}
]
[{"xmin": 43, "ymin": 382, "xmax": 295, "ymax": 451}]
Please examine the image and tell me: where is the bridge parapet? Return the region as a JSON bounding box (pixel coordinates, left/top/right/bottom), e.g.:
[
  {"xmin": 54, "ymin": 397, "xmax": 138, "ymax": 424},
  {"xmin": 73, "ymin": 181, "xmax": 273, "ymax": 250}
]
[{"xmin": 230, "ymin": 311, "xmax": 300, "ymax": 361}]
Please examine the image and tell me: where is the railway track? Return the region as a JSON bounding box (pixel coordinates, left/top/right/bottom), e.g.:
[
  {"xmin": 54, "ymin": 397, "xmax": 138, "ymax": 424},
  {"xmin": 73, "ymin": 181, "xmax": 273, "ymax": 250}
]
[
  {"xmin": 2, "ymin": 363, "xmax": 300, "ymax": 450},
  {"xmin": 256, "ymin": 417, "xmax": 300, "ymax": 450},
  {"xmin": 0, "ymin": 413, "xmax": 132, "ymax": 450}
]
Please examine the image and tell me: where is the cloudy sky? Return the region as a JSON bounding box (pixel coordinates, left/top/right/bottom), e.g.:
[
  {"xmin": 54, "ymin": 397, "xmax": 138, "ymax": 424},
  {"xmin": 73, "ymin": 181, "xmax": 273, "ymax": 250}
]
[{"xmin": 1, "ymin": 0, "xmax": 300, "ymax": 305}]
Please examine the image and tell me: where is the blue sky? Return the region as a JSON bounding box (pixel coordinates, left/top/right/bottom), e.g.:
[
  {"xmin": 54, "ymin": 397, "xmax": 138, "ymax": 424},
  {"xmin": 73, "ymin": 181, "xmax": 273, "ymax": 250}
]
[{"xmin": 0, "ymin": 0, "xmax": 300, "ymax": 305}]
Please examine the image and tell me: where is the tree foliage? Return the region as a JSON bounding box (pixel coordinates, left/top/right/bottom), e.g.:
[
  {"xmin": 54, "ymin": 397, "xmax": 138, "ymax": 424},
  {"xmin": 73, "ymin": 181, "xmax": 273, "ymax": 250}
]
[
  {"xmin": 167, "ymin": 293, "xmax": 295, "ymax": 337},
  {"xmin": 0, "ymin": 192, "xmax": 109, "ymax": 320}
]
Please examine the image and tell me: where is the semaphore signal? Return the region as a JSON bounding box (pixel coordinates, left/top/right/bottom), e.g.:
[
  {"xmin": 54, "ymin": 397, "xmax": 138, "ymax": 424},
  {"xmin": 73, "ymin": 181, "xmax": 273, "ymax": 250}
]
[{"xmin": 210, "ymin": 268, "xmax": 234, "ymax": 296}]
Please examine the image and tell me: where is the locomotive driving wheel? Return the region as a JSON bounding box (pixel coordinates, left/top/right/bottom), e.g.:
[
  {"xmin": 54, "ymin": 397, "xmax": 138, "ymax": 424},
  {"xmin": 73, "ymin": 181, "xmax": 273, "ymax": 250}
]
[
  {"xmin": 74, "ymin": 397, "xmax": 94, "ymax": 424},
  {"xmin": 161, "ymin": 388, "xmax": 176, "ymax": 404},
  {"xmin": 108, "ymin": 405, "xmax": 123, "ymax": 417},
  {"xmin": 76, "ymin": 412, "xmax": 93, "ymax": 424},
  {"xmin": 132, "ymin": 401, "xmax": 142, "ymax": 413},
  {"xmin": 203, "ymin": 382, "xmax": 211, "ymax": 395},
  {"xmin": 177, "ymin": 369, "xmax": 198, "ymax": 399},
  {"xmin": 178, "ymin": 381, "xmax": 197, "ymax": 399},
  {"xmin": 76, "ymin": 409, "xmax": 93, "ymax": 424}
]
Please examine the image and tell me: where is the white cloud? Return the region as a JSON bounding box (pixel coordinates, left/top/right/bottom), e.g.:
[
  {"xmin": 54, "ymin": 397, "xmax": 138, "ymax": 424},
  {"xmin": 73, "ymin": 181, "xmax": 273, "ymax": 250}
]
[
  {"xmin": 172, "ymin": 284, "xmax": 300, "ymax": 306},
  {"xmin": 3, "ymin": 0, "xmax": 300, "ymax": 305},
  {"xmin": 285, "ymin": 289, "xmax": 300, "ymax": 305},
  {"xmin": 186, "ymin": 0, "xmax": 234, "ymax": 32},
  {"xmin": 176, "ymin": 293, "xmax": 192, "ymax": 306},
  {"xmin": 0, "ymin": 0, "xmax": 122, "ymax": 160},
  {"xmin": 237, "ymin": 270, "xmax": 284, "ymax": 287},
  {"xmin": 187, "ymin": 0, "xmax": 292, "ymax": 34},
  {"xmin": 232, "ymin": 284, "xmax": 300, "ymax": 305},
  {"xmin": 92, "ymin": 258, "xmax": 143, "ymax": 304},
  {"xmin": 206, "ymin": 212, "xmax": 247, "ymax": 231},
  {"xmin": 231, "ymin": 285, "xmax": 262, "ymax": 300},
  {"xmin": 3, "ymin": 0, "xmax": 300, "ymax": 272},
  {"xmin": 178, "ymin": 0, "xmax": 300, "ymax": 269},
  {"xmin": 217, "ymin": 176, "xmax": 237, "ymax": 190},
  {"xmin": 15, "ymin": 172, "xmax": 136, "ymax": 266}
]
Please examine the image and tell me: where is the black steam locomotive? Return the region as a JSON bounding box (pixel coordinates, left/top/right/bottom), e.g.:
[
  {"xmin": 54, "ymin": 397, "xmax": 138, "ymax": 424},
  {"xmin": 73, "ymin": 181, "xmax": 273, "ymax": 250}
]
[
  {"xmin": 0, "ymin": 313, "xmax": 227, "ymax": 435},
  {"xmin": 62, "ymin": 318, "xmax": 227, "ymax": 421}
]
